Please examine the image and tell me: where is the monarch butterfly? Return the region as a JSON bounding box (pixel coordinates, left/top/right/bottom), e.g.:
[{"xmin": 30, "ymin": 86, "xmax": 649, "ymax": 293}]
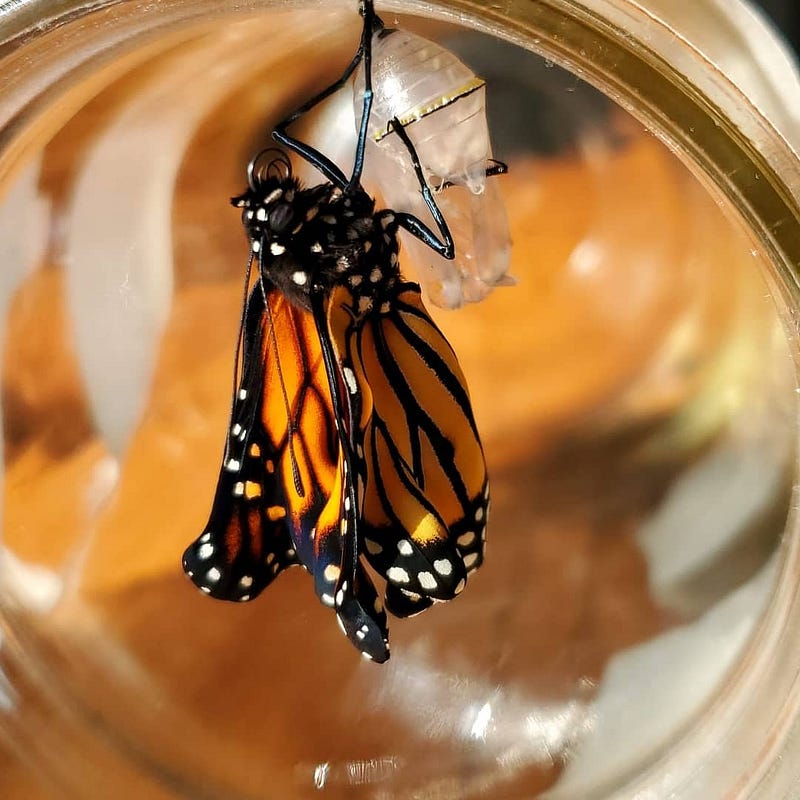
[{"xmin": 182, "ymin": 0, "xmax": 494, "ymax": 662}]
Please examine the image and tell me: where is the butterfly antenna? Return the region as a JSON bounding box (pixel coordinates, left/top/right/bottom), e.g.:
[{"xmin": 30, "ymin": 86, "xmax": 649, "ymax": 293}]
[
  {"xmin": 260, "ymin": 275, "xmax": 306, "ymax": 498},
  {"xmin": 223, "ymin": 248, "xmax": 257, "ymax": 464}
]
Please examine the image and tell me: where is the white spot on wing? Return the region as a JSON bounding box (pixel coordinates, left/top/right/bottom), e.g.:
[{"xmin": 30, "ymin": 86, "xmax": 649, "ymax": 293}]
[
  {"xmin": 270, "ymin": 242, "xmax": 286, "ymax": 256},
  {"xmin": 324, "ymin": 565, "xmax": 341, "ymax": 583},
  {"xmin": 418, "ymin": 571, "xmax": 437, "ymax": 590},
  {"xmin": 198, "ymin": 543, "xmax": 214, "ymax": 560},
  {"xmin": 387, "ymin": 566, "xmax": 410, "ymax": 584},
  {"xmin": 457, "ymin": 531, "xmax": 476, "ymax": 548},
  {"xmin": 343, "ymin": 366, "xmax": 358, "ymax": 396},
  {"xmin": 397, "ymin": 540, "xmax": 413, "ymax": 556},
  {"xmin": 433, "ymin": 558, "xmax": 452, "ymax": 576}
]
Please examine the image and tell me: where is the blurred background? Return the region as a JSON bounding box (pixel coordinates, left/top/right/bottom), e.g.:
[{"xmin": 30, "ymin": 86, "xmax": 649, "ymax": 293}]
[{"xmin": 754, "ymin": 0, "xmax": 800, "ymax": 50}]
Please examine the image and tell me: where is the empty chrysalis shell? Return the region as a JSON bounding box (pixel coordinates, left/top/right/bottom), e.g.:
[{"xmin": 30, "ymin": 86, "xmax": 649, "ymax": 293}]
[{"xmin": 353, "ymin": 27, "xmax": 513, "ymax": 308}]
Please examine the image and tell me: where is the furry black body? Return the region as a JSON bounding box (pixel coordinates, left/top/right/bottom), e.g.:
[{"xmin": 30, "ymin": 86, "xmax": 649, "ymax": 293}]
[{"xmin": 233, "ymin": 172, "xmax": 402, "ymax": 316}]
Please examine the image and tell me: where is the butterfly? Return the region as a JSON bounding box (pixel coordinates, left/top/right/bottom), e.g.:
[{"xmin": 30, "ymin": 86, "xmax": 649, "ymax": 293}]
[{"xmin": 182, "ymin": 0, "xmax": 494, "ymax": 662}]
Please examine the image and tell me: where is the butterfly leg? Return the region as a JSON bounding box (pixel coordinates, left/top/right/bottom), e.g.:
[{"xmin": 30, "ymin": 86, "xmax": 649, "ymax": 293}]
[
  {"xmin": 272, "ymin": 1, "xmax": 383, "ymax": 189},
  {"xmin": 437, "ymin": 158, "xmax": 509, "ymax": 190},
  {"xmin": 388, "ymin": 117, "xmax": 456, "ymax": 259}
]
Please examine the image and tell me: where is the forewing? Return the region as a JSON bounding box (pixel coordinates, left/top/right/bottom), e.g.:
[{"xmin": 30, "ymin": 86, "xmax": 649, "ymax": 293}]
[
  {"xmin": 315, "ymin": 286, "xmax": 390, "ymax": 661},
  {"xmin": 356, "ymin": 283, "xmax": 489, "ymax": 608},
  {"xmin": 258, "ymin": 288, "xmax": 339, "ymax": 574},
  {"xmin": 183, "ymin": 284, "xmax": 302, "ymax": 601}
]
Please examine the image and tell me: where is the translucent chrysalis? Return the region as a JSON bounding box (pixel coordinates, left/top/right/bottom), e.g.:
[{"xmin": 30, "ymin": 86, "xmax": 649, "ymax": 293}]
[{"xmin": 354, "ymin": 26, "xmax": 512, "ymax": 308}]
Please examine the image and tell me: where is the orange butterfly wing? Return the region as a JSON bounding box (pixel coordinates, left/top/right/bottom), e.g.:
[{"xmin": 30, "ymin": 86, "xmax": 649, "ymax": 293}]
[
  {"xmin": 183, "ymin": 285, "xmax": 309, "ymax": 600},
  {"xmin": 183, "ymin": 282, "xmax": 390, "ymax": 661},
  {"xmin": 326, "ymin": 282, "xmax": 488, "ymax": 619}
]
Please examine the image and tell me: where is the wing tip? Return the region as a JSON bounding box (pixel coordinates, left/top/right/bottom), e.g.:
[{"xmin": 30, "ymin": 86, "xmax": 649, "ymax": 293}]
[
  {"xmin": 182, "ymin": 535, "xmax": 280, "ymax": 603},
  {"xmin": 334, "ymin": 571, "xmax": 391, "ymax": 664}
]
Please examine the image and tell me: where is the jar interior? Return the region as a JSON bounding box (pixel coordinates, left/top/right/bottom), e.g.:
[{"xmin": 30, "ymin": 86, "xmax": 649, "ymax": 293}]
[{"xmin": 0, "ymin": 6, "xmax": 794, "ymax": 799}]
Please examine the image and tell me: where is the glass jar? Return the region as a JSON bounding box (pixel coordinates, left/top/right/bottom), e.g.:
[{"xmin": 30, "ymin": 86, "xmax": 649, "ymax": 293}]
[{"xmin": 0, "ymin": 0, "xmax": 798, "ymax": 797}]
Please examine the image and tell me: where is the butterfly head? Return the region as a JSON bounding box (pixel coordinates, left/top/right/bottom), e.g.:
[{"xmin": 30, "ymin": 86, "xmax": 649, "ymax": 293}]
[{"xmin": 231, "ymin": 147, "xmax": 313, "ymax": 244}]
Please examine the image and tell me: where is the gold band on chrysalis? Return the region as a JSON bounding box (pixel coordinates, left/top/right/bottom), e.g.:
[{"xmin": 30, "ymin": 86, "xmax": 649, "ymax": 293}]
[{"xmin": 373, "ymin": 77, "xmax": 486, "ymax": 142}]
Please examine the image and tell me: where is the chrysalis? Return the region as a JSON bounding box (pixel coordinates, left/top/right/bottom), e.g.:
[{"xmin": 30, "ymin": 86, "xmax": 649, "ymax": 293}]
[{"xmin": 353, "ymin": 26, "xmax": 512, "ymax": 308}]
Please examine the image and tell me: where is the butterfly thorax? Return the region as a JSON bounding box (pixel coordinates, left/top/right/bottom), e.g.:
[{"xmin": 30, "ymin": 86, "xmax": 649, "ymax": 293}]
[{"xmin": 234, "ymin": 176, "xmax": 402, "ymax": 317}]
